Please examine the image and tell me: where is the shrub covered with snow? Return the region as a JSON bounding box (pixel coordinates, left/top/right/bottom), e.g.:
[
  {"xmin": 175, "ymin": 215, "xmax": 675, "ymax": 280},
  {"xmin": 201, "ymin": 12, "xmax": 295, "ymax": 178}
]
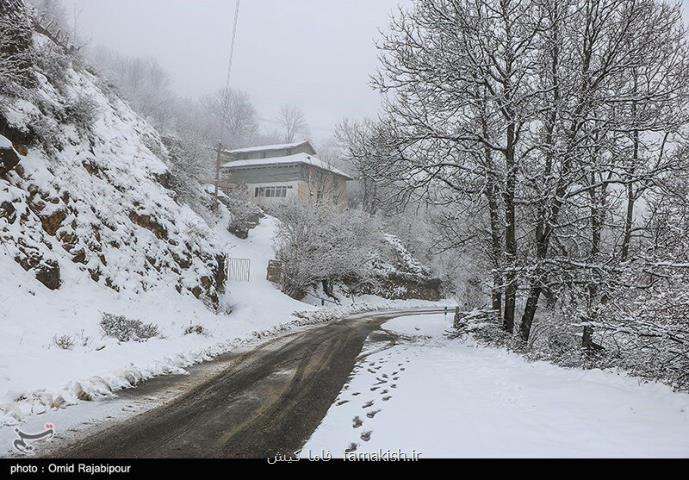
[
  {"xmin": 274, "ymin": 203, "xmax": 379, "ymax": 299},
  {"xmin": 52, "ymin": 334, "xmax": 76, "ymax": 350},
  {"xmin": 0, "ymin": 0, "xmax": 35, "ymax": 94},
  {"xmin": 100, "ymin": 314, "xmax": 159, "ymax": 343}
]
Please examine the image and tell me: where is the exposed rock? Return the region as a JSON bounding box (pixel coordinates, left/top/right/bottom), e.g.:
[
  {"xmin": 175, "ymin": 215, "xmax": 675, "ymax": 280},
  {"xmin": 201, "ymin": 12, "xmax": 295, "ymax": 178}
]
[
  {"xmin": 266, "ymin": 260, "xmax": 284, "ymax": 284},
  {"xmin": 81, "ymin": 159, "xmax": 101, "ymax": 176},
  {"xmin": 34, "ymin": 259, "xmax": 61, "ymax": 290},
  {"xmin": 154, "ymin": 171, "xmax": 173, "ymax": 190},
  {"xmin": 16, "ymin": 251, "xmax": 62, "ymax": 290},
  {"xmin": 71, "ymin": 249, "xmax": 86, "ymax": 264},
  {"xmin": 353, "ymin": 274, "xmax": 442, "ymax": 301},
  {"xmin": 0, "ymin": 140, "xmax": 20, "ymax": 176},
  {"xmin": 89, "ymin": 268, "xmax": 101, "ymax": 283},
  {"xmin": 13, "ymin": 143, "xmax": 28, "ymax": 156},
  {"xmin": 170, "ymin": 249, "xmax": 192, "ymax": 270},
  {"xmin": 129, "ymin": 211, "xmax": 168, "ymax": 240},
  {"xmin": 57, "ymin": 229, "xmax": 79, "ymax": 252},
  {"xmin": 39, "ymin": 206, "xmax": 67, "ymax": 236},
  {"xmin": 0, "ymin": 200, "xmax": 16, "ymax": 223}
]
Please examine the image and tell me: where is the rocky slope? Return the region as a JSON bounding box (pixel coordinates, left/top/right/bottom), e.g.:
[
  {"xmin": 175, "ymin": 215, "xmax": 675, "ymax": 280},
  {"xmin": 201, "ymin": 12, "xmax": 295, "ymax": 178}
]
[{"xmin": 0, "ymin": 3, "xmax": 226, "ymax": 307}]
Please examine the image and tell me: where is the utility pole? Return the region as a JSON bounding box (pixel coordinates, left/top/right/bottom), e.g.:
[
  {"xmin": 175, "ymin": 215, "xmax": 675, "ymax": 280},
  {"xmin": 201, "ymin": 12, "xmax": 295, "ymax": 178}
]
[{"xmin": 214, "ymin": 142, "xmax": 224, "ymax": 210}]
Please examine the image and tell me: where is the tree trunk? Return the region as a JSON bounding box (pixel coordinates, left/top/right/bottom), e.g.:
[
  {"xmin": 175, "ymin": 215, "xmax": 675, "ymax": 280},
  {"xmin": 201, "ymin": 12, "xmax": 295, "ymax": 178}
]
[
  {"xmin": 502, "ymin": 122, "xmax": 517, "ymax": 333},
  {"xmin": 519, "ymin": 286, "xmax": 542, "ymax": 342},
  {"xmin": 482, "ymin": 108, "xmax": 503, "ymax": 316},
  {"xmin": 583, "ymin": 174, "xmax": 604, "ymax": 349}
]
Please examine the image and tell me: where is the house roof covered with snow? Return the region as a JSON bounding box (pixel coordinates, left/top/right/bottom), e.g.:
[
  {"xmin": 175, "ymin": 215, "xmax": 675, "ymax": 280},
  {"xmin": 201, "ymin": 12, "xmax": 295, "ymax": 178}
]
[
  {"xmin": 224, "ymin": 140, "xmax": 315, "ymax": 156},
  {"xmin": 222, "ymin": 152, "xmax": 353, "ymax": 180}
]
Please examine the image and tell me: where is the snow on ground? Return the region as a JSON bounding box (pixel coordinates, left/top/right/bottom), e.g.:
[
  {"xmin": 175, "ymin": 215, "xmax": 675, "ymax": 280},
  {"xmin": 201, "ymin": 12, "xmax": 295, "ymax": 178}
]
[
  {"xmin": 303, "ymin": 313, "xmax": 689, "ymax": 458},
  {"xmin": 0, "ymin": 134, "xmax": 13, "ymax": 149},
  {"xmin": 0, "ymin": 215, "xmax": 311, "ymax": 429},
  {"xmin": 0, "ymin": 211, "xmax": 453, "ymax": 455}
]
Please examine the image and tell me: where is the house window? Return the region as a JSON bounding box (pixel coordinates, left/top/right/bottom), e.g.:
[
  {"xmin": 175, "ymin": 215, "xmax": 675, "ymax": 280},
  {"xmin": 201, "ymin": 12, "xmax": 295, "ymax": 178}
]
[{"xmin": 255, "ymin": 186, "xmax": 288, "ymax": 198}]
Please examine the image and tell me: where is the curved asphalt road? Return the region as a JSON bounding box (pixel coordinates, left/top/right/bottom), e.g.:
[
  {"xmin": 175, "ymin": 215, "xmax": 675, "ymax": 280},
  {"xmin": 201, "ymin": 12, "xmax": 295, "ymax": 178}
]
[{"xmin": 51, "ymin": 309, "xmax": 444, "ymax": 459}]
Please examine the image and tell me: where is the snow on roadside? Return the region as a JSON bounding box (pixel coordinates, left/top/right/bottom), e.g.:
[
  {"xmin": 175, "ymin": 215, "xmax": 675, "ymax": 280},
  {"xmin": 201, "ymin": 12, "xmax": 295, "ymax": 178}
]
[
  {"xmin": 0, "ymin": 215, "xmax": 309, "ymax": 428},
  {"xmin": 303, "ymin": 313, "xmax": 689, "ymax": 458},
  {"xmin": 0, "ymin": 213, "xmax": 454, "ymax": 437}
]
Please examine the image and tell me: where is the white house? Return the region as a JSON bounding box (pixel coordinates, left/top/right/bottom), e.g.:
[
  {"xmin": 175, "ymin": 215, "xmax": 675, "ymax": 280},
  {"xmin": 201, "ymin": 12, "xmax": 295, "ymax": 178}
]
[{"xmin": 219, "ymin": 140, "xmax": 352, "ymax": 209}]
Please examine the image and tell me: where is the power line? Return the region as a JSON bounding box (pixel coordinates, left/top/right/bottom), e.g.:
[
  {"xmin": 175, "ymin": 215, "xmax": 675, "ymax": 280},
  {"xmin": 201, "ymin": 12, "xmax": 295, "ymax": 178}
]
[
  {"xmin": 215, "ymin": 0, "xmax": 242, "ymax": 209},
  {"xmin": 224, "ymin": 0, "xmax": 241, "ymax": 93}
]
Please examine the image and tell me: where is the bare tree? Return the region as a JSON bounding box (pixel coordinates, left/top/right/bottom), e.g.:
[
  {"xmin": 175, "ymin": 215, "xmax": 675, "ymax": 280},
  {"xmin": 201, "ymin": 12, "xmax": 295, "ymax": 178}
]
[
  {"xmin": 277, "ymin": 105, "xmax": 309, "ymax": 143},
  {"xmin": 200, "ymin": 87, "xmax": 259, "ymax": 148},
  {"xmin": 367, "ymin": 0, "xmax": 689, "ymax": 350}
]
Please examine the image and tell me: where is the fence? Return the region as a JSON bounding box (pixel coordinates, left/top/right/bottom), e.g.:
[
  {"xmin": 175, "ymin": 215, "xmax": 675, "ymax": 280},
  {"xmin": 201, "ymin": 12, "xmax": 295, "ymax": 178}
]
[{"xmin": 227, "ymin": 258, "xmax": 251, "ymax": 282}]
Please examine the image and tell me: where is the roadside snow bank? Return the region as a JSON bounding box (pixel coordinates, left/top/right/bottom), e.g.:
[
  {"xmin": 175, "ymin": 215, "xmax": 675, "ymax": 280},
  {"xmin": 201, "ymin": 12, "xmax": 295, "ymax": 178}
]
[{"xmin": 0, "ymin": 215, "xmax": 309, "ymax": 427}]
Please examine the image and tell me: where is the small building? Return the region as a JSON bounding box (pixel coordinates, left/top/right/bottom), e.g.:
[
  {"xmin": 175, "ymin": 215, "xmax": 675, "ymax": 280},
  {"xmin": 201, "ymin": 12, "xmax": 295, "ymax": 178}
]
[{"xmin": 219, "ymin": 140, "xmax": 352, "ymax": 209}]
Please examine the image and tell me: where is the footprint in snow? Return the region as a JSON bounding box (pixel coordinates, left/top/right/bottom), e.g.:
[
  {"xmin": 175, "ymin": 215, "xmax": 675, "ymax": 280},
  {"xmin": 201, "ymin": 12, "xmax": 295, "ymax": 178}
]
[
  {"xmin": 362, "ymin": 400, "xmax": 375, "ymax": 408},
  {"xmin": 345, "ymin": 443, "xmax": 358, "ymax": 453},
  {"xmin": 380, "ymin": 389, "xmax": 388, "ymax": 395},
  {"xmin": 382, "ymin": 373, "xmax": 388, "ymax": 378},
  {"xmin": 382, "ymin": 396, "xmax": 392, "ymax": 402},
  {"xmin": 336, "ymin": 400, "xmax": 349, "ymax": 406},
  {"xmin": 360, "ymin": 431, "xmax": 372, "ymax": 442},
  {"xmin": 390, "ymin": 384, "xmax": 397, "ymax": 389},
  {"xmin": 366, "ymin": 409, "xmax": 381, "ymax": 419},
  {"xmin": 370, "ymin": 386, "xmax": 380, "ymax": 392},
  {"xmin": 352, "ymin": 416, "xmax": 363, "ymax": 428},
  {"xmin": 352, "ymin": 392, "xmax": 361, "ymax": 396}
]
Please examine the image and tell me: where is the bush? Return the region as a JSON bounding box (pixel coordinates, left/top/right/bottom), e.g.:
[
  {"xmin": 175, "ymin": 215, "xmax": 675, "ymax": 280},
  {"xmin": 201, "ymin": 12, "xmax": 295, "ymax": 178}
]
[
  {"xmin": 34, "ymin": 42, "xmax": 70, "ymax": 91},
  {"xmin": 183, "ymin": 324, "xmax": 206, "ymax": 335},
  {"xmin": 0, "ymin": 4, "xmax": 36, "ymax": 94},
  {"xmin": 30, "ymin": 114, "xmax": 60, "ymax": 151},
  {"xmin": 65, "ymin": 95, "xmax": 98, "ymax": 130},
  {"xmin": 275, "ymin": 204, "xmax": 380, "ymax": 299},
  {"xmin": 53, "ymin": 334, "xmax": 75, "ymax": 350},
  {"xmin": 100, "ymin": 313, "xmax": 159, "ymax": 342},
  {"xmin": 220, "ymin": 187, "xmax": 263, "ymax": 239}
]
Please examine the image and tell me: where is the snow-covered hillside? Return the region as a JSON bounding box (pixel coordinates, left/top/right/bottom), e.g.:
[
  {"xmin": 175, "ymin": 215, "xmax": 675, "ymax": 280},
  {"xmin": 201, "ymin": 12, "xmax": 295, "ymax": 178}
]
[
  {"xmin": 1, "ymin": 33, "xmax": 227, "ymax": 306},
  {"xmin": 0, "ymin": 211, "xmax": 315, "ymax": 426},
  {"xmin": 0, "ymin": 21, "xmax": 316, "ymax": 426}
]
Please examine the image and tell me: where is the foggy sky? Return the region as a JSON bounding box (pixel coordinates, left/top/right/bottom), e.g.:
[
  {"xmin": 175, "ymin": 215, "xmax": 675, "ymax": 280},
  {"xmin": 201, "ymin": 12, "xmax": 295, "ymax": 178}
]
[{"xmin": 71, "ymin": 0, "xmax": 408, "ymax": 141}]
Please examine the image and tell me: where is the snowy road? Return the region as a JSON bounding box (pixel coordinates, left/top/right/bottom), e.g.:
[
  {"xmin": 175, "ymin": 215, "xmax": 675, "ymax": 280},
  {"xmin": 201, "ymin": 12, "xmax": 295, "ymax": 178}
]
[
  {"xmin": 48, "ymin": 310, "xmax": 440, "ymax": 458},
  {"xmin": 42, "ymin": 310, "xmax": 689, "ymax": 459}
]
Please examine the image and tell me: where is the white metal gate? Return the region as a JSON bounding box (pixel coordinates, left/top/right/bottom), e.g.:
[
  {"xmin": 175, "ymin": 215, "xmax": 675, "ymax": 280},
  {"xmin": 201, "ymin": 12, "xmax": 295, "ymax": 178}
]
[{"xmin": 227, "ymin": 258, "xmax": 251, "ymax": 282}]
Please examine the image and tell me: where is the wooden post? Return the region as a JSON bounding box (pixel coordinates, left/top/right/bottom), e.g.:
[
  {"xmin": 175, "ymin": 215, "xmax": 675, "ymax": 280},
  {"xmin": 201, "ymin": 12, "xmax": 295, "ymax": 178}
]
[{"xmin": 214, "ymin": 142, "xmax": 223, "ymax": 210}]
